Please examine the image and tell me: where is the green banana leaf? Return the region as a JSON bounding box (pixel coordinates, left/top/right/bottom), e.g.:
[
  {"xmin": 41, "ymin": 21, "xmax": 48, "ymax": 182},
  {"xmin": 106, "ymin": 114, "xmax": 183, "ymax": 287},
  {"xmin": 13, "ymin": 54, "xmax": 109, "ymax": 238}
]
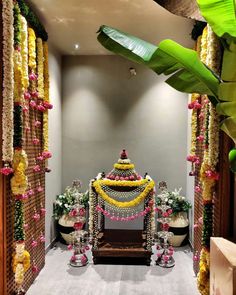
[
  {"xmin": 97, "ymin": 25, "xmax": 220, "ymax": 102},
  {"xmin": 197, "ymin": 0, "xmax": 236, "ymax": 42}
]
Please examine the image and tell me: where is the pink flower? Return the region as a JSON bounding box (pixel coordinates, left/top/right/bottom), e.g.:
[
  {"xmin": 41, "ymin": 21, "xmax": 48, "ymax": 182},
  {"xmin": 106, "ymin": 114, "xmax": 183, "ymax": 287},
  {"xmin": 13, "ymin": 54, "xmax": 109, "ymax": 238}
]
[
  {"xmin": 69, "ymin": 208, "xmax": 78, "ymax": 217},
  {"xmin": 29, "ymin": 100, "xmax": 37, "ymax": 109},
  {"xmin": 23, "ymin": 106, "xmax": 29, "ymax": 113},
  {"xmin": 85, "ymin": 245, "xmax": 90, "ymax": 251},
  {"xmin": 24, "ymin": 91, "xmax": 31, "ymax": 100},
  {"xmin": 29, "ymin": 72, "xmax": 37, "ymax": 81},
  {"xmin": 31, "ymin": 91, "xmax": 39, "ymax": 99},
  {"xmin": 194, "ymin": 186, "xmax": 201, "ymax": 193},
  {"xmin": 70, "ymin": 255, "xmax": 76, "ymax": 262},
  {"xmin": 37, "ymin": 104, "xmax": 46, "ymax": 112},
  {"xmin": 188, "ymin": 102, "xmax": 194, "ymax": 109},
  {"xmin": 40, "ymin": 235, "xmax": 45, "ymax": 243},
  {"xmin": 27, "ymin": 189, "xmax": 34, "ymax": 196},
  {"xmin": 37, "ymin": 155, "xmax": 44, "ymax": 161},
  {"xmin": 137, "ymin": 175, "xmax": 142, "ymax": 180},
  {"xmin": 0, "ymin": 165, "xmax": 13, "ymax": 175},
  {"xmin": 40, "ymin": 208, "xmax": 46, "ymax": 216},
  {"xmin": 67, "ymin": 244, "xmax": 73, "ymax": 250},
  {"xmin": 33, "ymin": 165, "xmax": 41, "ymax": 173},
  {"xmin": 37, "ymin": 186, "xmax": 43, "ymax": 193},
  {"xmin": 43, "ymin": 101, "xmax": 53, "ymax": 109},
  {"xmin": 205, "ymin": 170, "xmax": 219, "ymax": 181},
  {"xmin": 167, "ymin": 209, "xmax": 173, "ymax": 215},
  {"xmin": 31, "ymin": 240, "xmax": 38, "ymax": 248},
  {"xmin": 32, "ymin": 265, "xmax": 39, "ymax": 273},
  {"xmin": 81, "ymin": 254, "xmax": 87, "ymax": 265},
  {"xmin": 32, "ymin": 138, "xmax": 40, "ymax": 145},
  {"xmin": 193, "ymin": 255, "xmax": 199, "ymax": 262},
  {"xmin": 73, "ymin": 221, "xmax": 83, "ymax": 230},
  {"xmin": 33, "ymin": 213, "xmax": 40, "ymax": 222},
  {"xmin": 129, "ymin": 175, "xmax": 135, "ymax": 180},
  {"xmin": 34, "ymin": 120, "xmax": 41, "ymax": 127},
  {"xmin": 197, "ymin": 135, "xmax": 204, "ymax": 142},
  {"xmin": 115, "ymin": 176, "xmax": 119, "ymax": 181},
  {"xmin": 25, "ymin": 126, "xmax": 30, "ymax": 133},
  {"xmin": 79, "ymin": 208, "xmax": 86, "ymax": 216},
  {"xmin": 163, "ymin": 255, "xmax": 169, "ymax": 263},
  {"xmin": 42, "ymin": 151, "xmax": 52, "ymax": 159}
]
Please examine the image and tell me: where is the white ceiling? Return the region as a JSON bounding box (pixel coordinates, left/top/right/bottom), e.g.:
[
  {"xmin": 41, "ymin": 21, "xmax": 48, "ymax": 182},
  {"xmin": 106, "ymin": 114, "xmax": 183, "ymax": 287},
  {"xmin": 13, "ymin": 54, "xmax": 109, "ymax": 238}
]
[{"xmin": 29, "ymin": 0, "xmax": 194, "ymax": 55}]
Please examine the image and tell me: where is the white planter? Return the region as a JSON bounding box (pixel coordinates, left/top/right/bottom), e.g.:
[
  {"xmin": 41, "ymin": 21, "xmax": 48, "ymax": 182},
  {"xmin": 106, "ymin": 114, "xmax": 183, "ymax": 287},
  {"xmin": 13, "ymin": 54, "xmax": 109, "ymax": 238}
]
[
  {"xmin": 58, "ymin": 215, "xmax": 86, "ymax": 244},
  {"xmin": 168, "ymin": 212, "xmax": 189, "ymax": 247}
]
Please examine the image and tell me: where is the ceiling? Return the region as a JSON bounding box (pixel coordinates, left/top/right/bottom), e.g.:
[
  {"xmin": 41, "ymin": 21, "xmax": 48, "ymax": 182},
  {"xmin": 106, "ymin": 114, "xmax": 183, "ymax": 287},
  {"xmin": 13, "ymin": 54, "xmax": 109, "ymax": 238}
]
[{"xmin": 28, "ymin": 0, "xmax": 194, "ymax": 55}]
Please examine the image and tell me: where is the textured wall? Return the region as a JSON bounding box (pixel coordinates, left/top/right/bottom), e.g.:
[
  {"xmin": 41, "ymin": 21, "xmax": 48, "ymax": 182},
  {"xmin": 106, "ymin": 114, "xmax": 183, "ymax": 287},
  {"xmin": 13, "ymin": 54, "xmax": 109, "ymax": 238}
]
[
  {"xmin": 62, "ymin": 55, "xmax": 188, "ymax": 199},
  {"xmin": 45, "ymin": 45, "xmax": 62, "ymax": 248}
]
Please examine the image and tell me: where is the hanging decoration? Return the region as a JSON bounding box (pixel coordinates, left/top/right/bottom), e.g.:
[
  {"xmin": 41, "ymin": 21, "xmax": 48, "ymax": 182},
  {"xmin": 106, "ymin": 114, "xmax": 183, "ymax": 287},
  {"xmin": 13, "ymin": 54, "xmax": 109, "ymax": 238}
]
[{"xmin": 1, "ymin": 0, "xmax": 14, "ymax": 165}]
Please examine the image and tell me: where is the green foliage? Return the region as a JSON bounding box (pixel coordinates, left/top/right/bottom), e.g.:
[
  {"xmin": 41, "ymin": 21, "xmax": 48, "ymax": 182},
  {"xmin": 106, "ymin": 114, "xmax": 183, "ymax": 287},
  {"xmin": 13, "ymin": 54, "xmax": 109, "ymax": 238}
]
[
  {"xmin": 13, "ymin": 2, "xmax": 21, "ymax": 48},
  {"xmin": 197, "ymin": 0, "xmax": 236, "ymax": 43},
  {"xmin": 53, "ymin": 181, "xmax": 89, "ymax": 220},
  {"xmin": 17, "ymin": 0, "xmax": 48, "ymax": 41},
  {"xmin": 14, "ymin": 200, "xmax": 25, "ymax": 241},
  {"xmin": 156, "ymin": 189, "xmax": 192, "ymax": 215},
  {"xmin": 202, "ymin": 203, "xmax": 213, "ymax": 248},
  {"xmin": 97, "ymin": 25, "xmax": 220, "ymax": 102},
  {"xmin": 14, "ymin": 105, "xmax": 23, "ymax": 148}
]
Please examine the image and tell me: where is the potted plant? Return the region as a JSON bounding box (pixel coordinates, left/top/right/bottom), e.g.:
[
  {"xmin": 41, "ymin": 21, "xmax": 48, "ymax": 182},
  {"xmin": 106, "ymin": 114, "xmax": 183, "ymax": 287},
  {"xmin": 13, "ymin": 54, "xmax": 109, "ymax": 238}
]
[
  {"xmin": 167, "ymin": 188, "xmax": 192, "ymax": 247},
  {"xmin": 156, "ymin": 187, "xmax": 192, "ymax": 247},
  {"xmin": 53, "ymin": 180, "xmax": 89, "ymax": 244}
]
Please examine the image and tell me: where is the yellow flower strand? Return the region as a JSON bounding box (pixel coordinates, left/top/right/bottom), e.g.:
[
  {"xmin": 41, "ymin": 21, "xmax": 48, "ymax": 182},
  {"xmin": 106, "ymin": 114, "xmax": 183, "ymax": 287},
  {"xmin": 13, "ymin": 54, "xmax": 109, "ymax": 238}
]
[
  {"xmin": 37, "ymin": 38, "xmax": 44, "ymax": 99},
  {"xmin": 93, "ymin": 180, "xmax": 155, "ymax": 208},
  {"xmin": 20, "ymin": 16, "xmax": 28, "ymax": 90},
  {"xmin": 11, "ymin": 149, "xmax": 28, "ymax": 195},
  {"xmin": 99, "ymin": 178, "xmax": 148, "ymax": 187},
  {"xmin": 113, "ymin": 163, "xmax": 134, "ymax": 170},
  {"xmin": 197, "ymin": 248, "xmax": 210, "ymax": 295},
  {"xmin": 28, "ymin": 28, "xmax": 36, "ymax": 70},
  {"xmin": 13, "ymin": 49, "xmax": 23, "ymax": 103},
  {"xmin": 43, "ymin": 42, "xmax": 49, "ymax": 151}
]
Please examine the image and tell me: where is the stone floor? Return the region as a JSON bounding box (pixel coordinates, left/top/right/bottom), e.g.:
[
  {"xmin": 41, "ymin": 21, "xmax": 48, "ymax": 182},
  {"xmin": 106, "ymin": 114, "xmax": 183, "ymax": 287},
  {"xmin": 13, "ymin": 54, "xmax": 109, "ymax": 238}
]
[{"xmin": 27, "ymin": 243, "xmax": 200, "ymax": 295}]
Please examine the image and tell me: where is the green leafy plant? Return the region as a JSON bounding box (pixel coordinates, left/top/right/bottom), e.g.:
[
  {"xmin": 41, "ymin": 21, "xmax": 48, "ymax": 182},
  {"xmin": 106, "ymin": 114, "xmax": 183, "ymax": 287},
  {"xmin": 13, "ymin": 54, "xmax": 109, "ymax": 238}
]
[
  {"xmin": 97, "ymin": 24, "xmax": 236, "ymax": 170},
  {"xmin": 53, "ymin": 180, "xmax": 88, "ymax": 220}
]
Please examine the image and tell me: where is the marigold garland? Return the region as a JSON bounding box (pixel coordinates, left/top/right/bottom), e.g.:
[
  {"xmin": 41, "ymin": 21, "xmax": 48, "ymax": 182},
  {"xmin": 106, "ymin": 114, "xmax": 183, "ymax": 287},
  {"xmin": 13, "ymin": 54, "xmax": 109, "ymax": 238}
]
[
  {"xmin": 13, "ymin": 243, "xmax": 30, "ymax": 286},
  {"xmin": 14, "ymin": 49, "xmax": 23, "ymax": 103},
  {"xmin": 28, "ymin": 28, "xmax": 37, "ymax": 70},
  {"xmin": 2, "ymin": 0, "xmax": 14, "ymax": 163},
  {"xmin": 11, "ymin": 149, "xmax": 28, "ymax": 195},
  {"xmin": 99, "ymin": 178, "xmax": 148, "ymax": 187},
  {"xmin": 43, "ymin": 42, "xmax": 49, "ymax": 152},
  {"xmin": 93, "ymin": 180, "xmax": 155, "ymax": 208},
  {"xmin": 20, "ymin": 15, "xmax": 29, "ymax": 90},
  {"xmin": 197, "ymin": 248, "xmax": 210, "ymax": 295},
  {"xmin": 37, "ymin": 38, "xmax": 44, "ymax": 99},
  {"xmin": 113, "ymin": 163, "xmax": 135, "ymax": 170}
]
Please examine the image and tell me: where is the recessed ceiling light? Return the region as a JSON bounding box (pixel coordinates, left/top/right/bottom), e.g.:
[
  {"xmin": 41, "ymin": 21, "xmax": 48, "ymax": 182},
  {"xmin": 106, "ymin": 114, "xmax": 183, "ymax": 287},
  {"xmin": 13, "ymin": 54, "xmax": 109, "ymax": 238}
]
[{"xmin": 74, "ymin": 43, "xmax": 80, "ymax": 50}]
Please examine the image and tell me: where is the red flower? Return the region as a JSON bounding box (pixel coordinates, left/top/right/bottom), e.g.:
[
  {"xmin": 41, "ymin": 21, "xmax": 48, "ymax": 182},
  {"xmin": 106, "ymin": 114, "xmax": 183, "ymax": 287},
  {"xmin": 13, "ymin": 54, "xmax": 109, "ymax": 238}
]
[
  {"xmin": 73, "ymin": 221, "xmax": 83, "ymax": 230},
  {"xmin": 0, "ymin": 165, "xmax": 13, "ymax": 175}
]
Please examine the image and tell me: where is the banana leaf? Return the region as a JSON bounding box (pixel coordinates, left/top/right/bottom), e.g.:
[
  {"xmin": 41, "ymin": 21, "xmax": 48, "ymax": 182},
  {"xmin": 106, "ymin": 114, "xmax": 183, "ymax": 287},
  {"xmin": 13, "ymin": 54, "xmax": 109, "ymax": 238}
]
[
  {"xmin": 196, "ymin": 0, "xmax": 236, "ymax": 42},
  {"xmin": 97, "ymin": 25, "xmax": 220, "ymax": 102}
]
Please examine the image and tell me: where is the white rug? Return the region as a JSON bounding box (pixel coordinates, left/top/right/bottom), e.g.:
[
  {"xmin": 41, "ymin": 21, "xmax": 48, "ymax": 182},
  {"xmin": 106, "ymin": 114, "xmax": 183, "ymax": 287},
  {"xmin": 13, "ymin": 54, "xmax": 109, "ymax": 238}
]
[{"xmin": 27, "ymin": 243, "xmax": 199, "ymax": 295}]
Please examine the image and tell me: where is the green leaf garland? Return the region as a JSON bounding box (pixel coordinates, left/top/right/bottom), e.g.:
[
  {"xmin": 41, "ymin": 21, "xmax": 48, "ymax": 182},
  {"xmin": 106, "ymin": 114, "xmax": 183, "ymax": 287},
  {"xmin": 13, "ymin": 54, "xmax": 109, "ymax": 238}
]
[
  {"xmin": 13, "ymin": 105, "xmax": 23, "ymax": 148},
  {"xmin": 17, "ymin": 0, "xmax": 48, "ymax": 41},
  {"xmin": 14, "ymin": 200, "xmax": 25, "ymax": 241},
  {"xmin": 202, "ymin": 203, "xmax": 213, "ymax": 248},
  {"xmin": 13, "ymin": 2, "xmax": 21, "ymax": 49}
]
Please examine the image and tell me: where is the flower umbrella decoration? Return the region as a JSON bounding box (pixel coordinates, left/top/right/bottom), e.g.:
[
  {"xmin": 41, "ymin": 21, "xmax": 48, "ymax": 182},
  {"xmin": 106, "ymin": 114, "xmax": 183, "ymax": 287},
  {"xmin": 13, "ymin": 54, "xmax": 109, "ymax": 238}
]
[{"xmin": 96, "ymin": 0, "xmax": 236, "ymax": 172}]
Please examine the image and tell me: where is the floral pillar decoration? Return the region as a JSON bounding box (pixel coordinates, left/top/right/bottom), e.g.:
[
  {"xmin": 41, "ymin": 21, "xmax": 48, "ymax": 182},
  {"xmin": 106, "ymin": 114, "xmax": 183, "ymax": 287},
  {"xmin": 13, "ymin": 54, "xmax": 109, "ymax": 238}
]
[{"xmin": 187, "ymin": 25, "xmax": 221, "ymax": 295}]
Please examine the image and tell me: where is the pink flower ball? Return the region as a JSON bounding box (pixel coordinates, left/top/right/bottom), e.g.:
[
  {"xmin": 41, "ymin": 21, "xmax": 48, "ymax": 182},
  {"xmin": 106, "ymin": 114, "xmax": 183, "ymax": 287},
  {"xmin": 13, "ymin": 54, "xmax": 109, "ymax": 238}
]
[
  {"xmin": 24, "ymin": 91, "xmax": 31, "ymax": 100},
  {"xmin": 70, "ymin": 255, "xmax": 76, "ymax": 262},
  {"xmin": 137, "ymin": 175, "xmax": 142, "ymax": 180},
  {"xmin": 67, "ymin": 244, "xmax": 73, "ymax": 251},
  {"xmin": 29, "ymin": 100, "xmax": 37, "ymax": 109},
  {"xmin": 195, "ymin": 186, "xmax": 201, "ymax": 193},
  {"xmin": 32, "ymin": 265, "xmax": 39, "ymax": 273},
  {"xmin": 40, "ymin": 208, "xmax": 46, "ymax": 216},
  {"xmin": 31, "ymin": 240, "xmax": 38, "ymax": 248},
  {"xmin": 129, "ymin": 175, "xmax": 135, "ymax": 180},
  {"xmin": 0, "ymin": 166, "xmax": 14, "ymax": 176},
  {"xmin": 31, "ymin": 91, "xmax": 39, "ymax": 98},
  {"xmin": 23, "ymin": 106, "xmax": 29, "ymax": 113},
  {"xmin": 115, "ymin": 176, "xmax": 119, "ymax": 181},
  {"xmin": 125, "ymin": 177, "xmax": 129, "ymax": 180},
  {"xmin": 120, "ymin": 177, "xmax": 125, "ymax": 181},
  {"xmin": 43, "ymin": 101, "xmax": 53, "ymax": 109},
  {"xmin": 193, "ymin": 255, "xmax": 199, "ymax": 262},
  {"xmin": 37, "ymin": 104, "xmax": 46, "ymax": 112}
]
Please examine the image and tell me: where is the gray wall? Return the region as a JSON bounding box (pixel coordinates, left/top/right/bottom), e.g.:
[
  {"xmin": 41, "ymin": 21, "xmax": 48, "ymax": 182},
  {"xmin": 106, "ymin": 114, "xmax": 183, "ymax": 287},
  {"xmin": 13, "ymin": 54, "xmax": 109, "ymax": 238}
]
[
  {"xmin": 62, "ymin": 55, "xmax": 188, "ymax": 196},
  {"xmin": 45, "ymin": 45, "xmax": 62, "ymax": 248}
]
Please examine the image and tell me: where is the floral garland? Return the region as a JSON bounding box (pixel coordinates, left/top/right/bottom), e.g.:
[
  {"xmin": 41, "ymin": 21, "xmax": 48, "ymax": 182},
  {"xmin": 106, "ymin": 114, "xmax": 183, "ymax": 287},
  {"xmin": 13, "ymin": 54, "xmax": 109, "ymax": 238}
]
[
  {"xmin": 2, "ymin": 0, "xmax": 14, "ymax": 163},
  {"xmin": 14, "ymin": 49, "xmax": 23, "ymax": 103},
  {"xmin": 20, "ymin": 15, "xmax": 28, "ymax": 91},
  {"xmin": 93, "ymin": 180, "xmax": 155, "ymax": 208},
  {"xmin": 13, "ymin": 242, "xmax": 30, "ymax": 287},
  {"xmin": 113, "ymin": 163, "xmax": 134, "ymax": 170},
  {"xmin": 28, "ymin": 28, "xmax": 37, "ymax": 70},
  {"xmin": 43, "ymin": 42, "xmax": 49, "ymax": 152},
  {"xmin": 98, "ymin": 178, "xmax": 148, "ymax": 187},
  {"xmin": 13, "ymin": 2, "xmax": 21, "ymax": 49},
  {"xmin": 197, "ymin": 248, "xmax": 210, "ymax": 295},
  {"xmin": 11, "ymin": 149, "xmax": 28, "ymax": 195},
  {"xmin": 37, "ymin": 38, "xmax": 44, "ymax": 99}
]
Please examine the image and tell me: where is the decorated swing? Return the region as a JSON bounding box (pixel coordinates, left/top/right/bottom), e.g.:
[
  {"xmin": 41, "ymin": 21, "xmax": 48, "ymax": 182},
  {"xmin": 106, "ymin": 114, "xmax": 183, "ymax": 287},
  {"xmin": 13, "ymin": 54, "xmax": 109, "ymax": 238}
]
[{"xmin": 89, "ymin": 150, "xmax": 155, "ymax": 265}]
